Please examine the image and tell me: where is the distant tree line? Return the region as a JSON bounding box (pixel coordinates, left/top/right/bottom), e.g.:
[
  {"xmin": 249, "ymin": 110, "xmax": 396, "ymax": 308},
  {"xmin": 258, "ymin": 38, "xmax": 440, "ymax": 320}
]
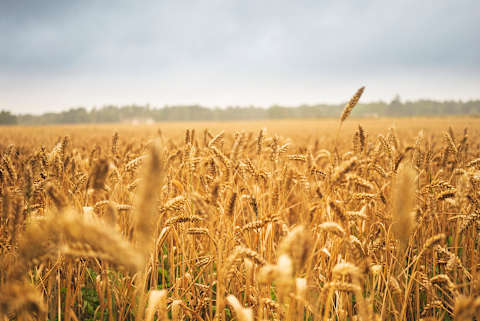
[
  {"xmin": 2, "ymin": 98, "xmax": 480, "ymax": 125},
  {"xmin": 0, "ymin": 110, "xmax": 17, "ymax": 125}
]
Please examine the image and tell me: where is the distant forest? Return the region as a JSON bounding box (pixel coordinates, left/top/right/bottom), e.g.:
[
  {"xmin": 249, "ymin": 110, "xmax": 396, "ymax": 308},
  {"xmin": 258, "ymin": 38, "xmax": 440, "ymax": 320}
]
[{"xmin": 1, "ymin": 97, "xmax": 480, "ymax": 125}]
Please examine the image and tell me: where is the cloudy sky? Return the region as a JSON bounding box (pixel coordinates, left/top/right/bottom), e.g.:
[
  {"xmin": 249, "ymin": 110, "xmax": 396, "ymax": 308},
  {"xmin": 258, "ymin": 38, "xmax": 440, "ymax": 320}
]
[{"xmin": 1, "ymin": 0, "xmax": 479, "ymax": 114}]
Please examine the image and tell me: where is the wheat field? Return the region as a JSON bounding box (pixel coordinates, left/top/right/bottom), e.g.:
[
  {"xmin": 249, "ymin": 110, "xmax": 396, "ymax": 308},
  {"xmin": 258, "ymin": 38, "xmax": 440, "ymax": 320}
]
[{"xmin": 1, "ymin": 111, "xmax": 480, "ymax": 320}]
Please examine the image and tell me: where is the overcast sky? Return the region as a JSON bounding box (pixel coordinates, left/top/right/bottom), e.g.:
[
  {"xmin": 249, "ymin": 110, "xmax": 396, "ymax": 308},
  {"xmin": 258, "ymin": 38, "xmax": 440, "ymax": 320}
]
[{"xmin": 1, "ymin": 0, "xmax": 479, "ymax": 114}]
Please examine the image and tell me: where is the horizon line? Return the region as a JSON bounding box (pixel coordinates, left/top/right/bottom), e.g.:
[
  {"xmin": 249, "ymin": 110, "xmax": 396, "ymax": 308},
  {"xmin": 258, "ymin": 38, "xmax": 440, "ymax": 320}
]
[{"xmin": 6, "ymin": 96, "xmax": 480, "ymax": 116}]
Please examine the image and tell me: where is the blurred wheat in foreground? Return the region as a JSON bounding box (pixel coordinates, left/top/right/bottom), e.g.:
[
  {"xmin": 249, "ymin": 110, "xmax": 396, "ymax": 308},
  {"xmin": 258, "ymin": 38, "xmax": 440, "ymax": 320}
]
[{"xmin": 1, "ymin": 91, "xmax": 480, "ymax": 320}]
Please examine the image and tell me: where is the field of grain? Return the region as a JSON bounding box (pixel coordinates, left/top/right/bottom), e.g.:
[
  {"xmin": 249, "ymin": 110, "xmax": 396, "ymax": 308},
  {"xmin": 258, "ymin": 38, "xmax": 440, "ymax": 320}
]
[{"xmin": 1, "ymin": 114, "xmax": 480, "ymax": 320}]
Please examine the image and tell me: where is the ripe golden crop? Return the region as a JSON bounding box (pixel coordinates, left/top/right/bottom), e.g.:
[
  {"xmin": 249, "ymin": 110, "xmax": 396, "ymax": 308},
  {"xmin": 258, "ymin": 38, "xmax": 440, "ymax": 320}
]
[{"xmin": 1, "ymin": 113, "xmax": 480, "ymax": 320}]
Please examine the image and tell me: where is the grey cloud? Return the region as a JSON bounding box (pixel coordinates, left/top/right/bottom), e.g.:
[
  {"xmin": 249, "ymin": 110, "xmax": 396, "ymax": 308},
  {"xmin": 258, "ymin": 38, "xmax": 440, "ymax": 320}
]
[{"xmin": 0, "ymin": 0, "xmax": 479, "ymax": 113}]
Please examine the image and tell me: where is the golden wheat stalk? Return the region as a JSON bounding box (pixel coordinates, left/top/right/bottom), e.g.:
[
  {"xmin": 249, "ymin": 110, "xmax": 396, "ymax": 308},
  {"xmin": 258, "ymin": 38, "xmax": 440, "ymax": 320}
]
[{"xmin": 340, "ymin": 86, "xmax": 365, "ymax": 123}]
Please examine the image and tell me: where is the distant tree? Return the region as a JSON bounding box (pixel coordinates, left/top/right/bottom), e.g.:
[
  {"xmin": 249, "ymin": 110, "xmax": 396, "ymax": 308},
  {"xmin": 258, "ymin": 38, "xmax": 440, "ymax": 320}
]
[
  {"xmin": 389, "ymin": 94, "xmax": 404, "ymax": 116},
  {"xmin": 60, "ymin": 108, "xmax": 90, "ymax": 123},
  {"xmin": 0, "ymin": 110, "xmax": 17, "ymax": 125}
]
